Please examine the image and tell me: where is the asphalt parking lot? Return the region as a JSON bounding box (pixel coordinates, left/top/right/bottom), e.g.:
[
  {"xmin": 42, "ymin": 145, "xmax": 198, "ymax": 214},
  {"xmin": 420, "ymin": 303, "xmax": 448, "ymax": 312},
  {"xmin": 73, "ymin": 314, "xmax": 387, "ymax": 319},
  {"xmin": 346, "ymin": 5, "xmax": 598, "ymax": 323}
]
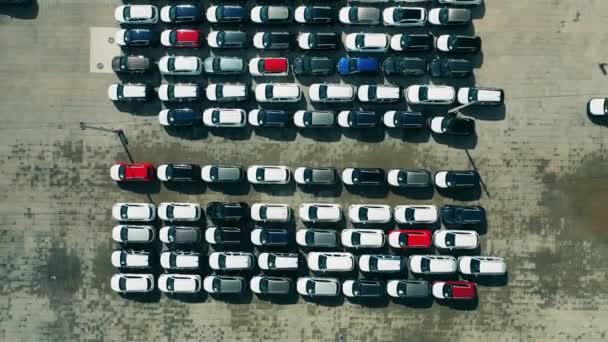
[{"xmin": 1, "ymin": 0, "xmax": 608, "ymax": 341}]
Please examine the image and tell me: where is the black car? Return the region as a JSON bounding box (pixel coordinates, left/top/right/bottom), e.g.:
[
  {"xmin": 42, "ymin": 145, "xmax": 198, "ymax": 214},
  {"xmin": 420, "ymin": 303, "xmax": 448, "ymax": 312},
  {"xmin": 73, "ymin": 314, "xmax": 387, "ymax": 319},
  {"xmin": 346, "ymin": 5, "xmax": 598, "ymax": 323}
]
[
  {"xmin": 387, "ymin": 280, "xmax": 431, "ymax": 299},
  {"xmin": 343, "ymin": 280, "xmax": 384, "ymax": 298},
  {"xmin": 111, "ymin": 55, "xmax": 151, "ymax": 73},
  {"xmin": 159, "ymin": 108, "xmax": 201, "ymax": 127},
  {"xmin": 388, "ymin": 169, "xmax": 432, "ymax": 187},
  {"xmin": 429, "ymin": 58, "xmax": 473, "ymax": 78},
  {"xmin": 339, "ymin": 111, "xmax": 379, "ymax": 128},
  {"xmin": 383, "ymin": 111, "xmax": 426, "ymax": 129},
  {"xmin": 252, "ymin": 228, "xmax": 289, "ymax": 246},
  {"xmin": 293, "ymin": 57, "xmax": 334, "ymax": 76},
  {"xmin": 440, "ymin": 205, "xmax": 486, "ymax": 227},
  {"xmin": 161, "ymin": 4, "xmax": 203, "ymax": 24},
  {"xmin": 344, "ymin": 168, "xmax": 385, "ymax": 186},
  {"xmin": 296, "ymin": 6, "xmax": 333, "ymax": 24},
  {"xmin": 158, "ymin": 163, "xmax": 201, "ymax": 182},
  {"xmin": 249, "ymin": 109, "xmax": 289, "ymax": 127},
  {"xmin": 208, "ymin": 5, "xmax": 245, "ymax": 23},
  {"xmin": 118, "ymin": 29, "xmax": 158, "ymax": 47},
  {"xmin": 301, "ymin": 32, "xmax": 339, "ymax": 50},
  {"xmin": 438, "ymin": 35, "xmax": 481, "ymax": 54},
  {"xmin": 256, "ymin": 32, "xmax": 291, "ymax": 50},
  {"xmin": 206, "ymin": 202, "xmax": 248, "ymax": 221},
  {"xmin": 396, "ymin": 33, "xmax": 433, "ymax": 51},
  {"xmin": 429, "ymin": 115, "xmax": 475, "ymax": 135},
  {"xmin": 434, "ymin": 170, "xmax": 479, "ymax": 189},
  {"xmin": 211, "ymin": 31, "xmax": 248, "ymax": 49},
  {"xmin": 205, "ymin": 226, "xmax": 241, "ymax": 245},
  {"xmin": 383, "ymin": 57, "xmax": 427, "ymax": 76}
]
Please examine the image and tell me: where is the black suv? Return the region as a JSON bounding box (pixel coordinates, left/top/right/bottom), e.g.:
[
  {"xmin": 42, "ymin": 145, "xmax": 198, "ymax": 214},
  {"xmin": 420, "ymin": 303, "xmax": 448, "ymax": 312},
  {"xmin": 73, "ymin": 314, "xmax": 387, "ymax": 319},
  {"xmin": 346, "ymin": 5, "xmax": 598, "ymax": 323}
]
[
  {"xmin": 344, "ymin": 168, "xmax": 385, "ymax": 186},
  {"xmin": 158, "ymin": 163, "xmax": 201, "ymax": 182},
  {"xmin": 440, "ymin": 205, "xmax": 486, "ymax": 227},
  {"xmin": 206, "ymin": 202, "xmax": 248, "ymax": 221},
  {"xmin": 429, "ymin": 58, "xmax": 473, "ymax": 78},
  {"xmin": 383, "ymin": 57, "xmax": 427, "ymax": 76},
  {"xmin": 396, "ymin": 33, "xmax": 433, "ymax": 51},
  {"xmin": 293, "ymin": 57, "xmax": 334, "ymax": 76}
]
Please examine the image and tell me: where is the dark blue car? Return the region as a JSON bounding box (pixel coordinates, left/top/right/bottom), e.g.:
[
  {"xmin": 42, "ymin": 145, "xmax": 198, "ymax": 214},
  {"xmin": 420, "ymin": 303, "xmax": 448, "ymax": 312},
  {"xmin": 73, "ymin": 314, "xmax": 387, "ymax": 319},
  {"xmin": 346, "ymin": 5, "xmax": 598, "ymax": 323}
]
[
  {"xmin": 117, "ymin": 29, "xmax": 158, "ymax": 47},
  {"xmin": 252, "ymin": 229, "xmax": 289, "ymax": 247},
  {"xmin": 337, "ymin": 57, "xmax": 379, "ymax": 75},
  {"xmin": 161, "ymin": 5, "xmax": 203, "ymax": 24},
  {"xmin": 208, "ymin": 5, "xmax": 245, "ymax": 23},
  {"xmin": 159, "ymin": 108, "xmax": 201, "ymax": 127}
]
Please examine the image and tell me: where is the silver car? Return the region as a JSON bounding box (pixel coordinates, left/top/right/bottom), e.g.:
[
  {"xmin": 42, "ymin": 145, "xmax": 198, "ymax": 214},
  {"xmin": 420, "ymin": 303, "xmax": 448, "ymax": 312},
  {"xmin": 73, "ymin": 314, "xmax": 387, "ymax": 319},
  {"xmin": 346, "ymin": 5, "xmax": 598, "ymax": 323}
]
[
  {"xmin": 339, "ymin": 6, "xmax": 380, "ymax": 25},
  {"xmin": 428, "ymin": 7, "xmax": 471, "ymax": 26},
  {"xmin": 203, "ymin": 57, "xmax": 245, "ymax": 74},
  {"xmin": 297, "ymin": 277, "xmax": 340, "ymax": 297}
]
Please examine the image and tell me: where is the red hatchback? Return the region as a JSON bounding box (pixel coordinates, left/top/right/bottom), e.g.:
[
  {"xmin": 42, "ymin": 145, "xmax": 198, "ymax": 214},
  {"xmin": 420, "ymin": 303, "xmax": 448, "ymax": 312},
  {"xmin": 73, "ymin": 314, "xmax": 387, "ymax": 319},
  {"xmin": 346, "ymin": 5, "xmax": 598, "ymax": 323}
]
[
  {"xmin": 110, "ymin": 162, "xmax": 155, "ymax": 182},
  {"xmin": 388, "ymin": 230, "xmax": 432, "ymax": 249},
  {"xmin": 250, "ymin": 57, "xmax": 289, "ymax": 76},
  {"xmin": 161, "ymin": 29, "xmax": 203, "ymax": 48},
  {"xmin": 432, "ymin": 281, "xmax": 477, "ymax": 300}
]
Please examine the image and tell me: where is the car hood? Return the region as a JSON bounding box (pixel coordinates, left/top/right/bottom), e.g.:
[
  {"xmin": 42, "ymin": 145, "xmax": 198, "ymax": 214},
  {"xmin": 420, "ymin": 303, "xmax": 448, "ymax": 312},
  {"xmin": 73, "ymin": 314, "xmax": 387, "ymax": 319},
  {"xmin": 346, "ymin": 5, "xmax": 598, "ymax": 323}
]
[
  {"xmin": 589, "ymin": 98, "xmax": 606, "ymax": 115},
  {"xmin": 430, "ymin": 117, "xmax": 445, "ymax": 133}
]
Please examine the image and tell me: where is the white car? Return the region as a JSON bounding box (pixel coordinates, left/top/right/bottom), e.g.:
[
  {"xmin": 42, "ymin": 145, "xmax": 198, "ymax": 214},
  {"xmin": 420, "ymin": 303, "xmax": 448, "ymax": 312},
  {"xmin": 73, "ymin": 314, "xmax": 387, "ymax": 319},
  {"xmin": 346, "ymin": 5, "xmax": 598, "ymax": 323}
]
[
  {"xmin": 345, "ymin": 33, "xmax": 389, "ymax": 52},
  {"xmin": 405, "ymin": 85, "xmax": 455, "ymax": 105},
  {"xmin": 348, "ymin": 204, "xmax": 392, "ymax": 224},
  {"xmin": 433, "ymin": 230, "xmax": 480, "ymax": 250},
  {"xmin": 339, "ymin": 6, "xmax": 380, "ymax": 25},
  {"xmin": 297, "ymin": 277, "xmax": 341, "ymax": 297},
  {"xmin": 202, "ymin": 108, "xmax": 246, "ymax": 127},
  {"xmin": 157, "ymin": 202, "xmax": 201, "ymax": 221},
  {"xmin": 205, "ymin": 83, "xmax": 248, "ymax": 102},
  {"xmin": 298, "ymin": 203, "xmax": 342, "ymax": 223},
  {"xmin": 160, "ymin": 251, "xmax": 200, "ymax": 270},
  {"xmin": 341, "ymin": 229, "xmax": 385, "ymax": 248},
  {"xmin": 258, "ymin": 252, "xmax": 299, "ymax": 271},
  {"xmin": 112, "ymin": 225, "xmax": 155, "ymax": 243},
  {"xmin": 247, "ymin": 165, "xmax": 290, "ymax": 184},
  {"xmin": 112, "ymin": 203, "xmax": 156, "ymax": 222},
  {"xmin": 250, "ymin": 6, "xmax": 292, "ymax": 24},
  {"xmin": 158, "ymin": 83, "xmax": 200, "ymax": 102},
  {"xmin": 111, "ymin": 250, "xmax": 151, "ymax": 268},
  {"xmin": 107, "ymin": 83, "xmax": 151, "ymax": 102},
  {"xmin": 357, "ymin": 85, "xmax": 400, "ymax": 103},
  {"xmin": 208, "ymin": 252, "xmax": 254, "ymax": 271},
  {"xmin": 309, "ymin": 83, "xmax": 355, "ymax": 103},
  {"xmin": 382, "ymin": 7, "xmax": 426, "ymax": 26},
  {"xmin": 249, "ymin": 58, "xmax": 289, "ymax": 77},
  {"xmin": 255, "ymin": 83, "xmax": 301, "ymax": 103},
  {"xmin": 110, "ymin": 273, "xmax": 154, "ymax": 293},
  {"xmin": 307, "ymin": 252, "xmax": 355, "ymax": 272},
  {"xmin": 458, "ymin": 256, "xmax": 507, "ymax": 276},
  {"xmin": 458, "ymin": 87, "xmax": 504, "ymax": 106},
  {"xmin": 394, "ymin": 205, "xmax": 438, "ymax": 224},
  {"xmin": 359, "ymin": 254, "xmax": 404, "ymax": 273},
  {"xmin": 409, "ymin": 255, "xmax": 457, "ymax": 275},
  {"xmin": 158, "ymin": 56, "xmax": 202, "ymax": 75},
  {"xmin": 250, "ymin": 203, "xmax": 291, "ymax": 222},
  {"xmin": 115, "ymin": 5, "xmax": 158, "ymax": 24},
  {"xmin": 158, "ymin": 274, "xmax": 202, "ymax": 293}
]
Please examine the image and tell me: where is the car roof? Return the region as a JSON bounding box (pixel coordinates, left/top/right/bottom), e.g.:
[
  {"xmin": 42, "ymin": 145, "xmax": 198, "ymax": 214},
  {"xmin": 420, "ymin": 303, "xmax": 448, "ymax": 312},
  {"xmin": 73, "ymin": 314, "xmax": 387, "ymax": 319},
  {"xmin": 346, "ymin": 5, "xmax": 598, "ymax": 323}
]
[{"xmin": 263, "ymin": 58, "xmax": 288, "ymax": 72}]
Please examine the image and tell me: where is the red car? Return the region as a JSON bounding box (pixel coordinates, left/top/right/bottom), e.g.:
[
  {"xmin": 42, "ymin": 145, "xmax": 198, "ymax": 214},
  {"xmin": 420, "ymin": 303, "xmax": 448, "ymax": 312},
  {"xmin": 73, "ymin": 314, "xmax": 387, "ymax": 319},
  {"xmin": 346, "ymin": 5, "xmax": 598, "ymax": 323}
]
[
  {"xmin": 110, "ymin": 163, "xmax": 155, "ymax": 182},
  {"xmin": 161, "ymin": 29, "xmax": 203, "ymax": 48},
  {"xmin": 249, "ymin": 57, "xmax": 289, "ymax": 76},
  {"xmin": 432, "ymin": 281, "xmax": 477, "ymax": 300},
  {"xmin": 387, "ymin": 230, "xmax": 432, "ymax": 249}
]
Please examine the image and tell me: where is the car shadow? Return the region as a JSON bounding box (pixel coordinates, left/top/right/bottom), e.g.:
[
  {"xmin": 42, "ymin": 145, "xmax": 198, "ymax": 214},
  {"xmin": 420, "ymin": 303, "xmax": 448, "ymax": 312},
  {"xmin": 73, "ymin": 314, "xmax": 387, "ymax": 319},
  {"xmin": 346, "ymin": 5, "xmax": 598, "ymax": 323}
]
[
  {"xmin": 471, "ymin": 2, "xmax": 486, "ymax": 19},
  {"xmin": 587, "ymin": 113, "xmax": 608, "ymax": 126},
  {"xmin": 256, "ymin": 289, "xmax": 300, "ymax": 305},
  {"xmin": 251, "ymin": 181, "xmax": 297, "ymax": 196},
  {"xmin": 253, "ymin": 127, "xmax": 298, "ymax": 141},
  {"xmin": 391, "ymin": 297, "xmax": 434, "ymax": 309},
  {"xmin": 113, "ymin": 99, "xmax": 162, "ymax": 117},
  {"xmin": 461, "ymin": 104, "xmax": 506, "ymax": 121},
  {"xmin": 389, "ymin": 186, "xmax": 435, "ymax": 200},
  {"xmin": 297, "ymin": 182, "xmax": 343, "ymax": 198},
  {"xmin": 166, "ymin": 291, "xmax": 208, "ymax": 303},
  {"xmin": 206, "ymin": 182, "xmax": 251, "ymax": 195},
  {"xmin": 436, "ymin": 184, "xmax": 482, "ymax": 201},
  {"xmin": 0, "ymin": 0, "xmax": 38, "ymax": 19},
  {"xmin": 116, "ymin": 70, "xmax": 162, "ymax": 87},
  {"xmin": 117, "ymin": 179, "xmax": 161, "ymax": 194},
  {"xmin": 463, "ymin": 273, "xmax": 509, "ymax": 287},
  {"xmin": 119, "ymin": 289, "xmax": 161, "ymax": 303},
  {"xmin": 386, "ymin": 128, "xmax": 431, "ymax": 144},
  {"xmin": 344, "ymin": 185, "xmax": 389, "ymax": 198},
  {"xmin": 210, "ymin": 290, "xmax": 253, "ymax": 304},
  {"xmin": 431, "ymin": 132, "xmax": 478, "ymax": 150},
  {"xmin": 302, "ymin": 295, "xmax": 344, "ymax": 307},
  {"xmin": 207, "ymin": 127, "xmax": 253, "ymax": 140},
  {"xmin": 415, "ymin": 273, "xmax": 460, "ymax": 282},
  {"xmin": 298, "ymin": 128, "xmax": 342, "ymax": 142},
  {"xmin": 437, "ymin": 246, "xmax": 481, "ymax": 257},
  {"xmin": 436, "ymin": 296, "xmax": 479, "ymax": 311},
  {"xmin": 346, "ymin": 295, "xmax": 389, "ymax": 308},
  {"xmin": 163, "ymin": 181, "xmax": 206, "ymax": 194},
  {"xmin": 163, "ymin": 126, "xmax": 209, "ymax": 140},
  {"xmin": 341, "ymin": 127, "xmax": 386, "ymax": 143}
]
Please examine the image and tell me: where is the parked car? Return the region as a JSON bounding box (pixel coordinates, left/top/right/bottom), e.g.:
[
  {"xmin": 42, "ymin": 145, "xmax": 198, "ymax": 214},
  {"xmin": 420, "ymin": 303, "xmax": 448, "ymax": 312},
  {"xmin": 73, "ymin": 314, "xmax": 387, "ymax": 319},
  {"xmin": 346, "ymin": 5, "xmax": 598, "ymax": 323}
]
[
  {"xmin": 251, "ymin": 228, "xmax": 289, "ymax": 246},
  {"xmin": 206, "ymin": 5, "xmax": 245, "ymax": 23},
  {"xmin": 433, "ymin": 230, "xmax": 480, "ymax": 250},
  {"xmin": 428, "ymin": 7, "xmax": 471, "ymax": 26},
  {"xmin": 436, "ymin": 34, "xmax": 481, "ymax": 53},
  {"xmin": 293, "ymin": 110, "xmax": 336, "ymax": 128},
  {"xmin": 249, "ymin": 58, "xmax": 289, "ymax": 77},
  {"xmin": 309, "ymin": 84, "xmax": 355, "ymax": 102},
  {"xmin": 203, "ymin": 275, "xmax": 245, "ymax": 294},
  {"xmin": 255, "ymin": 83, "xmax": 301, "ymax": 103},
  {"xmin": 458, "ymin": 256, "xmax": 507, "ymax": 276},
  {"xmin": 382, "ymin": 57, "xmax": 427, "ymax": 76},
  {"xmin": 250, "ymin": 276, "xmax": 292, "ymax": 295},
  {"xmin": 158, "ymin": 56, "xmax": 202, "ymax": 75},
  {"xmin": 345, "ymin": 33, "xmax": 389, "ymax": 52},
  {"xmin": 409, "ymin": 255, "xmax": 457, "ymax": 275},
  {"xmin": 434, "ymin": 170, "xmax": 479, "ymax": 189},
  {"xmin": 250, "ymin": 203, "xmax": 291, "ymax": 222},
  {"xmin": 405, "ymin": 85, "xmax": 455, "ymax": 105},
  {"xmin": 205, "ymin": 84, "xmax": 247, "ymax": 102},
  {"xmin": 387, "ymin": 169, "xmax": 431, "ymax": 187},
  {"xmin": 205, "ymin": 227, "xmax": 241, "ymax": 245},
  {"xmin": 429, "ymin": 115, "xmax": 475, "ymax": 135},
  {"xmin": 253, "ymin": 32, "xmax": 291, "ymax": 50},
  {"xmin": 589, "ymin": 98, "xmax": 608, "ymax": 116},
  {"xmin": 159, "ymin": 226, "xmax": 201, "ymax": 244},
  {"xmin": 161, "ymin": 29, "xmax": 203, "ymax": 48},
  {"xmin": 382, "ymin": 111, "xmax": 426, "ymax": 129},
  {"xmin": 208, "ymin": 252, "xmax": 254, "ymax": 271},
  {"xmin": 296, "ymin": 229, "xmax": 339, "ymax": 248},
  {"xmin": 107, "ymin": 83, "xmax": 153, "ymax": 102},
  {"xmin": 348, "ymin": 204, "xmax": 392, "ymax": 224},
  {"xmin": 201, "ymin": 165, "xmax": 244, "ymax": 183},
  {"xmin": 158, "ymin": 83, "xmax": 201, "ymax": 102},
  {"xmin": 382, "ymin": 7, "xmax": 426, "ymax": 26},
  {"xmin": 293, "ymin": 57, "xmax": 334, "ymax": 76},
  {"xmin": 111, "ymin": 250, "xmax": 151, "ymax": 268},
  {"xmin": 386, "ymin": 280, "xmax": 431, "ymax": 299},
  {"xmin": 293, "ymin": 167, "xmax": 336, "ymax": 186},
  {"xmin": 339, "ymin": 6, "xmax": 380, "ymax": 25},
  {"xmin": 112, "ymin": 203, "xmax": 156, "ymax": 222},
  {"xmin": 388, "ymin": 230, "xmax": 432, "ymax": 249},
  {"xmin": 297, "ymin": 277, "xmax": 340, "ymax": 297},
  {"xmin": 111, "ymin": 55, "xmax": 151, "ymax": 73},
  {"xmin": 115, "ymin": 29, "xmax": 158, "ymax": 47},
  {"xmin": 342, "ymin": 280, "xmax": 384, "ymax": 298},
  {"xmin": 295, "ymin": 6, "xmax": 333, "ymax": 24},
  {"xmin": 338, "ymin": 57, "xmax": 379, "ymax": 76},
  {"xmin": 258, "ymin": 252, "xmax": 299, "ymax": 271},
  {"xmin": 157, "ymin": 163, "xmax": 201, "ymax": 182},
  {"xmin": 394, "ymin": 205, "xmax": 438, "ymax": 224},
  {"xmin": 248, "ymin": 109, "xmax": 289, "ymax": 127},
  {"xmin": 458, "ymin": 87, "xmax": 504, "ymax": 106},
  {"xmin": 110, "ymin": 273, "xmax": 154, "ymax": 293},
  {"xmin": 307, "ymin": 252, "xmax": 355, "ymax": 272},
  {"xmin": 158, "ymin": 274, "xmax": 202, "ymax": 293},
  {"xmin": 110, "ymin": 162, "xmax": 154, "ymax": 182},
  {"xmin": 206, "ymin": 202, "xmax": 248, "ymax": 221},
  {"xmin": 202, "ymin": 108, "xmax": 247, "ymax": 128},
  {"xmin": 432, "ymin": 281, "xmax": 477, "ymax": 300},
  {"xmin": 203, "ymin": 57, "xmax": 245, "ymax": 74},
  {"xmin": 359, "ymin": 254, "xmax": 404, "ymax": 273},
  {"xmin": 298, "ymin": 32, "xmax": 339, "ymax": 50},
  {"xmin": 358, "ymin": 85, "xmax": 400, "ymax": 103},
  {"xmin": 157, "ymin": 202, "xmax": 201, "ymax": 221},
  {"xmin": 441, "ymin": 205, "xmax": 486, "ymax": 227},
  {"xmin": 112, "ymin": 225, "xmax": 155, "ymax": 243},
  {"xmin": 207, "ymin": 31, "xmax": 248, "ymax": 49},
  {"xmin": 341, "ymin": 229, "xmax": 385, "ymax": 248},
  {"xmin": 429, "ymin": 58, "xmax": 473, "ymax": 78},
  {"xmin": 158, "ymin": 108, "xmax": 201, "ymax": 127},
  {"xmin": 247, "ymin": 165, "xmax": 291, "ymax": 184},
  {"xmin": 160, "ymin": 251, "xmax": 200, "ymax": 269},
  {"xmin": 161, "ymin": 4, "xmax": 203, "ymax": 24},
  {"xmin": 298, "ymin": 203, "xmax": 342, "ymax": 223},
  {"xmin": 390, "ymin": 33, "xmax": 433, "ymax": 51},
  {"xmin": 439, "ymin": 0, "xmax": 483, "ymax": 4},
  {"xmin": 115, "ymin": 5, "xmax": 158, "ymax": 24},
  {"xmin": 341, "ymin": 168, "xmax": 385, "ymax": 186},
  {"xmin": 251, "ymin": 6, "xmax": 293, "ymax": 24}
]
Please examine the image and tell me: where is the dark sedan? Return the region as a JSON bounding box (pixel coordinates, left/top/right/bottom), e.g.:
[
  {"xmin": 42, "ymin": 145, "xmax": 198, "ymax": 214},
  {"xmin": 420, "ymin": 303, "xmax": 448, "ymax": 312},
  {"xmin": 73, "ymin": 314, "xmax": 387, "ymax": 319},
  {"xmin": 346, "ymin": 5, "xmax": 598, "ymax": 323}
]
[
  {"xmin": 157, "ymin": 163, "xmax": 201, "ymax": 182},
  {"xmin": 434, "ymin": 170, "xmax": 479, "ymax": 189},
  {"xmin": 206, "ymin": 202, "xmax": 248, "ymax": 221},
  {"xmin": 343, "ymin": 280, "xmax": 384, "ymax": 298},
  {"xmin": 293, "ymin": 57, "xmax": 334, "ymax": 76},
  {"xmin": 161, "ymin": 4, "xmax": 203, "ymax": 24},
  {"xmin": 158, "ymin": 108, "xmax": 201, "ymax": 127},
  {"xmin": 441, "ymin": 205, "xmax": 486, "ymax": 227},
  {"xmin": 383, "ymin": 57, "xmax": 427, "ymax": 76},
  {"xmin": 116, "ymin": 29, "xmax": 158, "ymax": 47},
  {"xmin": 382, "ymin": 111, "xmax": 426, "ymax": 129},
  {"xmin": 429, "ymin": 58, "xmax": 473, "ymax": 78},
  {"xmin": 338, "ymin": 111, "xmax": 378, "ymax": 128},
  {"xmin": 429, "ymin": 115, "xmax": 475, "ymax": 135},
  {"xmin": 251, "ymin": 228, "xmax": 289, "ymax": 247}
]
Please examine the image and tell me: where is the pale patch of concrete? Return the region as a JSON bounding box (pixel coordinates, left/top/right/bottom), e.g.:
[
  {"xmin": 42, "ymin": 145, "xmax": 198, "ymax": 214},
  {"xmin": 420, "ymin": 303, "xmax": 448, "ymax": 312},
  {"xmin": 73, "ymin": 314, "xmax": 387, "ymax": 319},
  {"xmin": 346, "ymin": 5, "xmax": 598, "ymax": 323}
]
[{"xmin": 89, "ymin": 27, "xmax": 120, "ymax": 74}]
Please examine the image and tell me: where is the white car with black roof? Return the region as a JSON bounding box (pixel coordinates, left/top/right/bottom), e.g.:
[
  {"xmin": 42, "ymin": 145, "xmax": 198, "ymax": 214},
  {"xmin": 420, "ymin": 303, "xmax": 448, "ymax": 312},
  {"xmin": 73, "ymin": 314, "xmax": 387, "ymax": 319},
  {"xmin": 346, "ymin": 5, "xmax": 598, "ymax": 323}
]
[{"xmin": 157, "ymin": 202, "xmax": 201, "ymax": 221}]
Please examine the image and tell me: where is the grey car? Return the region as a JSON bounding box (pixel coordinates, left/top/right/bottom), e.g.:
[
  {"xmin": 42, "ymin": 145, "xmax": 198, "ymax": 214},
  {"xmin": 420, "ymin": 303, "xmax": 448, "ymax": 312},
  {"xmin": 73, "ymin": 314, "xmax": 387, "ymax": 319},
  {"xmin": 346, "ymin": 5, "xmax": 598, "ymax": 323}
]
[
  {"xmin": 293, "ymin": 167, "xmax": 337, "ymax": 185},
  {"xmin": 296, "ymin": 229, "xmax": 339, "ymax": 248},
  {"xmin": 208, "ymin": 30, "xmax": 248, "ymax": 49},
  {"xmin": 292, "ymin": 56, "xmax": 334, "ymax": 76},
  {"xmin": 203, "ymin": 57, "xmax": 245, "ymax": 74},
  {"xmin": 429, "ymin": 7, "xmax": 471, "ymax": 26},
  {"xmin": 293, "ymin": 110, "xmax": 336, "ymax": 128},
  {"xmin": 387, "ymin": 169, "xmax": 432, "ymax": 187},
  {"xmin": 297, "ymin": 277, "xmax": 340, "ymax": 297},
  {"xmin": 386, "ymin": 280, "xmax": 431, "ymax": 299},
  {"xmin": 204, "ymin": 275, "xmax": 245, "ymax": 294},
  {"xmin": 250, "ymin": 276, "xmax": 292, "ymax": 295},
  {"xmin": 339, "ymin": 6, "xmax": 380, "ymax": 25},
  {"xmin": 159, "ymin": 226, "xmax": 201, "ymax": 244},
  {"xmin": 112, "ymin": 55, "xmax": 151, "ymax": 73},
  {"xmin": 201, "ymin": 164, "xmax": 244, "ymax": 183}
]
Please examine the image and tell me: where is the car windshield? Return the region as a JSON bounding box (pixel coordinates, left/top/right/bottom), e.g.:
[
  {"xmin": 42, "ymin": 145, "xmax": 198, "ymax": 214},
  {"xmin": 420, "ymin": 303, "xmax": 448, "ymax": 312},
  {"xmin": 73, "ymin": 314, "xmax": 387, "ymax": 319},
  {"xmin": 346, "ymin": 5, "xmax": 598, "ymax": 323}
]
[
  {"xmin": 319, "ymin": 85, "xmax": 327, "ymax": 99},
  {"xmin": 120, "ymin": 206, "xmax": 128, "ymax": 219},
  {"xmin": 303, "ymin": 111, "xmax": 312, "ymax": 125},
  {"xmin": 258, "ymin": 59, "xmax": 266, "ymax": 72},
  {"xmin": 167, "ymin": 58, "xmax": 176, "ymax": 71},
  {"xmin": 123, "ymin": 7, "xmax": 131, "ymax": 20},
  {"xmin": 399, "ymin": 233, "xmax": 408, "ymax": 247},
  {"xmin": 360, "ymin": 207, "xmax": 368, "ymax": 221},
  {"xmin": 260, "ymin": 278, "xmax": 268, "ymax": 292},
  {"xmin": 351, "ymin": 232, "xmax": 361, "ymax": 246},
  {"xmin": 119, "ymin": 277, "xmax": 127, "ymax": 290},
  {"xmin": 469, "ymin": 88, "xmax": 478, "ymax": 102},
  {"xmin": 439, "ymin": 9, "xmax": 449, "ymax": 23},
  {"xmin": 216, "ymin": 7, "xmax": 225, "ymax": 20},
  {"xmin": 445, "ymin": 233, "xmax": 455, "ymax": 247},
  {"xmin": 318, "ymin": 255, "xmax": 327, "ymax": 269},
  {"xmin": 120, "ymin": 228, "xmax": 128, "ymax": 241},
  {"xmin": 309, "ymin": 206, "xmax": 318, "ymax": 220},
  {"xmin": 305, "ymin": 231, "xmax": 314, "ymax": 245},
  {"xmin": 260, "ymin": 7, "xmax": 269, "ymax": 21},
  {"xmin": 169, "ymin": 253, "xmax": 177, "ymax": 267},
  {"xmin": 303, "ymin": 168, "xmax": 313, "ymax": 182},
  {"xmin": 448, "ymin": 35, "xmax": 458, "ymax": 49},
  {"xmin": 348, "ymin": 8, "xmax": 358, "ymax": 22},
  {"xmin": 210, "ymin": 166, "xmax": 219, "ymax": 181},
  {"xmin": 120, "ymin": 252, "xmax": 127, "ymax": 266},
  {"xmin": 404, "ymin": 208, "xmax": 415, "ymax": 221},
  {"xmin": 218, "ymin": 254, "xmax": 226, "ymax": 269},
  {"xmin": 306, "ymin": 280, "xmax": 315, "ymax": 294},
  {"xmin": 263, "ymin": 33, "xmax": 272, "ymax": 47},
  {"xmin": 421, "ymin": 258, "xmax": 430, "ymax": 272},
  {"xmin": 444, "ymin": 284, "xmax": 453, "ymax": 298},
  {"xmin": 265, "ymin": 85, "xmax": 274, "ymax": 99},
  {"xmin": 256, "ymin": 167, "xmax": 264, "ymax": 181},
  {"xmin": 355, "ymin": 34, "xmax": 365, "ymax": 48},
  {"xmin": 369, "ymin": 256, "xmax": 378, "ymax": 271},
  {"xmin": 368, "ymin": 86, "xmax": 377, "ymax": 100},
  {"xmin": 471, "ymin": 259, "xmax": 480, "ymax": 273},
  {"xmin": 304, "ymin": 7, "xmax": 314, "ymax": 20},
  {"xmin": 352, "ymin": 282, "xmax": 361, "ymax": 296},
  {"xmin": 267, "ymin": 254, "xmax": 276, "ymax": 268},
  {"xmin": 117, "ymin": 165, "xmax": 126, "ymax": 180},
  {"xmin": 218, "ymin": 31, "xmax": 226, "ymax": 45},
  {"xmin": 166, "ymin": 205, "xmax": 174, "ymax": 219},
  {"xmin": 308, "ymin": 34, "xmax": 318, "ymax": 47},
  {"xmin": 259, "ymin": 206, "xmax": 267, "ymax": 220},
  {"xmin": 166, "ymin": 278, "xmax": 175, "ymax": 291},
  {"xmin": 169, "ymin": 31, "xmax": 177, "ymax": 45},
  {"xmin": 169, "ymin": 6, "xmax": 177, "ymax": 20},
  {"xmin": 260, "ymin": 230, "xmax": 269, "ymax": 244},
  {"xmin": 168, "ymin": 86, "xmax": 175, "ymax": 100},
  {"xmin": 348, "ymin": 59, "xmax": 358, "ymax": 72},
  {"xmin": 419, "ymin": 87, "xmax": 428, "ymax": 101}
]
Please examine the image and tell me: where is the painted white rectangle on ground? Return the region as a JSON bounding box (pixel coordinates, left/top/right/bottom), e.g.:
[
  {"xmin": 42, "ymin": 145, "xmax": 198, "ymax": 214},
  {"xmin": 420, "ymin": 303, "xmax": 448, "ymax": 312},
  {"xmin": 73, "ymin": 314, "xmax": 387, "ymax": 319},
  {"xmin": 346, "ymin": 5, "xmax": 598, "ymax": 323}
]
[{"xmin": 89, "ymin": 27, "xmax": 120, "ymax": 74}]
